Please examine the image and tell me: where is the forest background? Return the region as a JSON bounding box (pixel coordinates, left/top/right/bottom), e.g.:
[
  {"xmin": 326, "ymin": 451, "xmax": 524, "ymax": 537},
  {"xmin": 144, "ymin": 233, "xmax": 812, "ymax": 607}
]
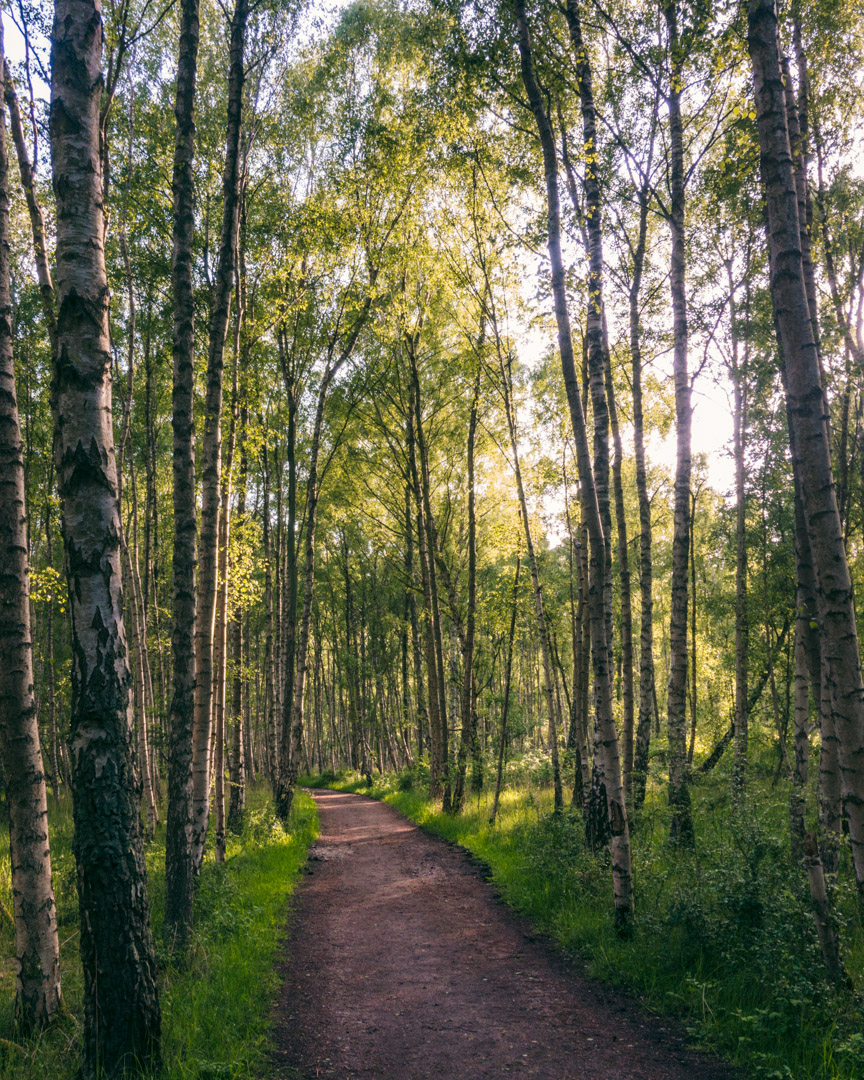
[{"xmin": 0, "ymin": 0, "xmax": 863, "ymax": 1077}]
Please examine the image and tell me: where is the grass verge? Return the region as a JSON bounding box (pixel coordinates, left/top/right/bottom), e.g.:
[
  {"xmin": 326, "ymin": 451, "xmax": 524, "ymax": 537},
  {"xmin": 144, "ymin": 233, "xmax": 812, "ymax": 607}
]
[
  {"xmin": 302, "ymin": 767, "xmax": 864, "ymax": 1080},
  {"xmin": 0, "ymin": 784, "xmax": 317, "ymax": 1079}
]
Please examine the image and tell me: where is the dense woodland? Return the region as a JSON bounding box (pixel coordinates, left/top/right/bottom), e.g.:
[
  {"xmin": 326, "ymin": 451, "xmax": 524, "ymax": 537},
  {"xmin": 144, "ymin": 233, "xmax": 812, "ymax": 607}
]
[{"xmin": 0, "ymin": 0, "xmax": 863, "ymax": 1075}]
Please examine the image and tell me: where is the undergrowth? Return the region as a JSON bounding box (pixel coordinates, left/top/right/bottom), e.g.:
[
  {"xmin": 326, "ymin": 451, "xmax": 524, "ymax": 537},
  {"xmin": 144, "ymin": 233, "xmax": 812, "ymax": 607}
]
[
  {"xmin": 303, "ymin": 762, "xmax": 864, "ymax": 1080},
  {"xmin": 0, "ymin": 784, "xmax": 317, "ymax": 1079}
]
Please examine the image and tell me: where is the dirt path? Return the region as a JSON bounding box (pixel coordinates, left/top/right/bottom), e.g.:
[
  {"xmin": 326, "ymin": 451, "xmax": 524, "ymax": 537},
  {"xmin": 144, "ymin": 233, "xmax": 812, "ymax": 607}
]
[{"xmin": 272, "ymin": 790, "xmax": 734, "ymax": 1080}]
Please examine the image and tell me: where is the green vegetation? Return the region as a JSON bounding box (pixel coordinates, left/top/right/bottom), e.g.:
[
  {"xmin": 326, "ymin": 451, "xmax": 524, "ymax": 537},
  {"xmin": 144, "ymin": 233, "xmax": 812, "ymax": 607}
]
[
  {"xmin": 304, "ymin": 764, "xmax": 864, "ymax": 1080},
  {"xmin": 0, "ymin": 787, "xmax": 317, "ymax": 1079}
]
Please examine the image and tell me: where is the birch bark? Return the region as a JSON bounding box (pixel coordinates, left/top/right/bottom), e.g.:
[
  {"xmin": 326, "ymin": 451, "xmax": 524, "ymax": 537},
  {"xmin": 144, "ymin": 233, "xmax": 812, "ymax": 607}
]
[
  {"xmin": 190, "ymin": 0, "xmax": 247, "ymax": 873},
  {"xmin": 164, "ymin": 0, "xmax": 200, "ymax": 949},
  {"xmin": 0, "ymin": 28, "xmax": 62, "ymax": 1029},
  {"xmin": 514, "ymin": 0, "xmax": 632, "ymax": 929},
  {"xmin": 747, "ymin": 0, "xmax": 864, "ymax": 901},
  {"xmin": 50, "ymin": 0, "xmax": 161, "ymax": 1069}
]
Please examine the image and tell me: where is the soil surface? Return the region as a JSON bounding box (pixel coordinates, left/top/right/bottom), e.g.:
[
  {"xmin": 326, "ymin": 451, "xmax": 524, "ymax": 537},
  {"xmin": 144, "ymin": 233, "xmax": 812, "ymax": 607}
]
[{"xmin": 272, "ymin": 790, "xmax": 734, "ymax": 1080}]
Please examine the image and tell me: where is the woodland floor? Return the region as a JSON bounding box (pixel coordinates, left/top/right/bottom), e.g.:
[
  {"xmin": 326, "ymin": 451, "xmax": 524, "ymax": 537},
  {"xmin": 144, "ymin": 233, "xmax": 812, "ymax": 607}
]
[{"xmin": 272, "ymin": 790, "xmax": 736, "ymax": 1080}]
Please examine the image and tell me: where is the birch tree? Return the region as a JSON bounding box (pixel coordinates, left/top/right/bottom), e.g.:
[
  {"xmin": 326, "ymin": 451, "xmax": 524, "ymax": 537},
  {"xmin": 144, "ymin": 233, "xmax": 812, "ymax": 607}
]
[{"xmin": 50, "ymin": 0, "xmax": 161, "ymax": 1070}]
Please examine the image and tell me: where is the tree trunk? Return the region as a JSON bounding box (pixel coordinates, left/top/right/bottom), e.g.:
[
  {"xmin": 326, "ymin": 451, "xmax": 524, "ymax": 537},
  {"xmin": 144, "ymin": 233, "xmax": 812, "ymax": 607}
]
[
  {"xmin": 813, "ymin": 119, "xmax": 864, "ymax": 370},
  {"xmin": 729, "ymin": 266, "xmax": 749, "ymax": 790},
  {"xmin": 44, "ymin": 506, "xmax": 63, "ymax": 798},
  {"xmin": 748, "ymin": 0, "xmax": 864, "ymax": 901},
  {"xmin": 50, "ymin": 0, "xmax": 161, "ymax": 1070},
  {"xmin": 190, "ymin": 0, "xmax": 247, "ymax": 874},
  {"xmin": 276, "ymin": 326, "xmax": 299, "ymax": 803},
  {"xmin": 490, "ymin": 557, "xmax": 521, "ymax": 825},
  {"xmin": 453, "ymin": 367, "xmax": 481, "ymax": 811},
  {"xmin": 790, "ymin": 602, "xmax": 809, "ymax": 860},
  {"xmin": 563, "ymin": 1, "xmax": 635, "ymax": 800},
  {"xmin": 662, "ymin": 0, "xmax": 694, "ymax": 848},
  {"xmin": 803, "ymin": 833, "xmax": 847, "ymax": 986},
  {"xmin": 212, "ymin": 470, "xmax": 231, "ymax": 863},
  {"xmin": 228, "ymin": 405, "xmax": 248, "ymax": 832},
  {"xmin": 496, "ymin": 348, "xmax": 564, "ymax": 814},
  {"xmin": 605, "ymin": 347, "xmax": 634, "ymax": 793},
  {"xmin": 164, "ymin": 0, "xmax": 200, "ymax": 951},
  {"xmin": 626, "ymin": 192, "xmax": 656, "ymax": 812},
  {"xmin": 687, "ymin": 488, "xmax": 699, "ymax": 766},
  {"xmin": 406, "ymin": 345, "xmax": 448, "ymax": 799},
  {"xmin": 562, "ymin": 459, "xmax": 589, "ymax": 805},
  {"xmin": 405, "ymin": 481, "xmax": 428, "ymax": 757},
  {"xmin": 561, "ymin": 0, "xmax": 621, "ymax": 845},
  {"xmin": 214, "ymin": 305, "xmax": 242, "ymax": 859},
  {"xmin": 0, "ymin": 35, "xmax": 62, "ymax": 1028},
  {"xmin": 514, "ymin": 0, "xmax": 633, "ymax": 931},
  {"xmin": 262, "ymin": 439, "xmax": 278, "ymax": 790}
]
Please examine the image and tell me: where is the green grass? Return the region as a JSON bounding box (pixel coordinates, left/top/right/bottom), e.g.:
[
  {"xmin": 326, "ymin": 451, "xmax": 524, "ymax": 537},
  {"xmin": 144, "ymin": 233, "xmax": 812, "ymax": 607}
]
[
  {"xmin": 0, "ymin": 784, "xmax": 318, "ymax": 1079},
  {"xmin": 303, "ymin": 762, "xmax": 864, "ymax": 1080}
]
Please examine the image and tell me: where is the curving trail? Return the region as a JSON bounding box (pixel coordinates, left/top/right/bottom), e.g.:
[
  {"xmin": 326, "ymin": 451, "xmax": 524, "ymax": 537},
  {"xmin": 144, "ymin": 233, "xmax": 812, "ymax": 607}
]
[{"xmin": 272, "ymin": 790, "xmax": 733, "ymax": 1080}]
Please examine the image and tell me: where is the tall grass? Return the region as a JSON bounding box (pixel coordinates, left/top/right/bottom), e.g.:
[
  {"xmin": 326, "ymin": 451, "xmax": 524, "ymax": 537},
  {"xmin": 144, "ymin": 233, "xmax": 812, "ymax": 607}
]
[
  {"xmin": 0, "ymin": 784, "xmax": 317, "ymax": 1079},
  {"xmin": 304, "ymin": 764, "xmax": 864, "ymax": 1080}
]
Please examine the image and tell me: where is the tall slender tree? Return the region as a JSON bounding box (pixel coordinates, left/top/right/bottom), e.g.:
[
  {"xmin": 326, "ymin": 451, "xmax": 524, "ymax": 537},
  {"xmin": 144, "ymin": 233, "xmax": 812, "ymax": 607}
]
[
  {"xmin": 662, "ymin": 0, "xmax": 694, "ymax": 846},
  {"xmin": 164, "ymin": 0, "xmax": 201, "ymax": 950},
  {"xmin": 50, "ymin": 0, "xmax": 161, "ymax": 1071},
  {"xmin": 514, "ymin": 0, "xmax": 633, "ymax": 931},
  {"xmin": 747, "ymin": 0, "xmax": 864, "ymax": 901},
  {"xmin": 0, "ymin": 21, "xmax": 62, "ymax": 1030},
  {"xmin": 191, "ymin": 0, "xmax": 249, "ymax": 873}
]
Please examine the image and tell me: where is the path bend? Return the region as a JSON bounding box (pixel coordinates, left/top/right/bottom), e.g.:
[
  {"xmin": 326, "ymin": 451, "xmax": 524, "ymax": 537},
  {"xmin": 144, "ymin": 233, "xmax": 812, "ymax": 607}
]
[{"xmin": 272, "ymin": 789, "xmax": 733, "ymax": 1080}]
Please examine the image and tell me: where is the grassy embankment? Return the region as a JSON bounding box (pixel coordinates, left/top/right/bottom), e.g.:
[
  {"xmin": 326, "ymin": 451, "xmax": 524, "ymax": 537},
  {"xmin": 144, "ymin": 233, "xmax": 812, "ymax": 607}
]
[
  {"xmin": 0, "ymin": 784, "xmax": 317, "ymax": 1079},
  {"xmin": 304, "ymin": 758, "xmax": 864, "ymax": 1080}
]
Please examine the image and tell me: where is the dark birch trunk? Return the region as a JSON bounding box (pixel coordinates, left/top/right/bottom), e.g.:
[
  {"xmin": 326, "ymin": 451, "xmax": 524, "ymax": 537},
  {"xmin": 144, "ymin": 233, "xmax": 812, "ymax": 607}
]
[
  {"xmin": 605, "ymin": 350, "xmax": 634, "ymax": 793},
  {"xmin": 662, "ymin": 0, "xmax": 694, "ymax": 847},
  {"xmin": 276, "ymin": 326, "xmax": 298, "ymax": 804},
  {"xmin": 790, "ymin": 598, "xmax": 809, "ymax": 860},
  {"xmin": 261, "ymin": 440, "xmax": 278, "ymax": 790},
  {"xmin": 228, "ymin": 407, "xmax": 247, "ymax": 832},
  {"xmin": 212, "ymin": 471, "xmax": 231, "ymax": 863},
  {"xmin": 190, "ymin": 0, "xmax": 247, "ymax": 874},
  {"xmin": 563, "ymin": 459, "xmax": 590, "ymax": 804},
  {"xmin": 164, "ymin": 0, "xmax": 199, "ymax": 949},
  {"xmin": 405, "ymin": 481, "xmax": 428, "ymax": 756},
  {"xmin": 490, "ymin": 557, "xmax": 521, "ymax": 825},
  {"xmin": 729, "ymin": 266, "xmax": 749, "ymax": 790},
  {"xmin": 803, "ymin": 833, "xmax": 847, "ymax": 986},
  {"xmin": 214, "ymin": 315, "xmax": 241, "ymax": 860},
  {"xmin": 453, "ymin": 368, "xmax": 481, "ymax": 811}
]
